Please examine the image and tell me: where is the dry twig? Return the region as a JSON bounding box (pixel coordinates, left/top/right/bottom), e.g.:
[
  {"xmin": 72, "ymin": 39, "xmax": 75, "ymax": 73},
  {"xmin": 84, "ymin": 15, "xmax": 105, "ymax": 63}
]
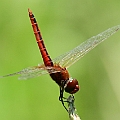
[{"xmin": 67, "ymin": 95, "xmax": 81, "ymax": 120}]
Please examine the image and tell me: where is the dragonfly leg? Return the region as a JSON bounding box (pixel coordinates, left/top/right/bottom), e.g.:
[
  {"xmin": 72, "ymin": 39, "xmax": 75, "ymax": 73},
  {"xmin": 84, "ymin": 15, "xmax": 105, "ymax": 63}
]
[{"xmin": 59, "ymin": 86, "xmax": 69, "ymax": 112}]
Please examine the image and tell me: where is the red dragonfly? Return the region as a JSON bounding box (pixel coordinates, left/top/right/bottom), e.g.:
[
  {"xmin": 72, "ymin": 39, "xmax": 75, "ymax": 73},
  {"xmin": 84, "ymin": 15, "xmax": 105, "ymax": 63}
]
[{"xmin": 1, "ymin": 9, "xmax": 120, "ymax": 111}]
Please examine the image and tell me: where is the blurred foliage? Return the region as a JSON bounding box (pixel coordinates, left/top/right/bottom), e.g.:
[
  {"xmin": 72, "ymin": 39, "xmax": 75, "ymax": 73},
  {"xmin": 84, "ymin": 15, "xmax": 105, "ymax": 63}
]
[{"xmin": 0, "ymin": 0, "xmax": 120, "ymax": 120}]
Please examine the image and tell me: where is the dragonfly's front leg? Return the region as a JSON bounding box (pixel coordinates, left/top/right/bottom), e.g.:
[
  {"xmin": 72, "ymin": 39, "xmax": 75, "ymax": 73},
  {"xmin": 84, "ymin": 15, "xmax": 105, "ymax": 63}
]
[
  {"xmin": 59, "ymin": 78, "xmax": 75, "ymax": 112},
  {"xmin": 59, "ymin": 86, "xmax": 68, "ymax": 112}
]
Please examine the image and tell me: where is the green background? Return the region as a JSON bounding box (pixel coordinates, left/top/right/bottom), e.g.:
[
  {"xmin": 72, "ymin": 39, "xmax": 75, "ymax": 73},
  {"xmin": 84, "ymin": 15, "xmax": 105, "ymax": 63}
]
[{"xmin": 0, "ymin": 0, "xmax": 120, "ymax": 120}]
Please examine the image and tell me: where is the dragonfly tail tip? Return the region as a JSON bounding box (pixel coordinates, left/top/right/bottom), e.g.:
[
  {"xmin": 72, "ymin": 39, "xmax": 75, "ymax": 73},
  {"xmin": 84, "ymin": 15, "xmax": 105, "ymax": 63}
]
[{"xmin": 28, "ymin": 8, "xmax": 32, "ymax": 13}]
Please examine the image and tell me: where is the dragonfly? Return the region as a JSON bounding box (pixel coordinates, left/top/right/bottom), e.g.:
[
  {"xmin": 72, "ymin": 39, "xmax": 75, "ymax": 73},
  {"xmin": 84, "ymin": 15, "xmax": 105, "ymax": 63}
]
[{"xmin": 1, "ymin": 9, "xmax": 120, "ymax": 112}]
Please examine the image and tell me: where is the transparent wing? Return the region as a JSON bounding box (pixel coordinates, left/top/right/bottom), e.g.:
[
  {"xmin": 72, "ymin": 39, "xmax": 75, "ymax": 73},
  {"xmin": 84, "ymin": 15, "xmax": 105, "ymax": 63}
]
[
  {"xmin": 0, "ymin": 64, "xmax": 61, "ymax": 80},
  {"xmin": 53, "ymin": 25, "xmax": 120, "ymax": 68},
  {"xmin": 1, "ymin": 25, "xmax": 120, "ymax": 80}
]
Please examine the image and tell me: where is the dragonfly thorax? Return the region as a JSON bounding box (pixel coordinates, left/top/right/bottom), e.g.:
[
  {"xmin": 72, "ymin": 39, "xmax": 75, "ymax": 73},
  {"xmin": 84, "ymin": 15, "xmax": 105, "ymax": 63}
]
[
  {"xmin": 64, "ymin": 78, "xmax": 79, "ymax": 94},
  {"xmin": 49, "ymin": 66, "xmax": 69, "ymax": 86}
]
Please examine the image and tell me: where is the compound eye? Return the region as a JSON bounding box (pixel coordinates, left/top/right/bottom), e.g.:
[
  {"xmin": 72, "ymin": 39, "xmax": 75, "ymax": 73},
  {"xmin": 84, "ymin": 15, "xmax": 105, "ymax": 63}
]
[{"xmin": 65, "ymin": 79, "xmax": 79, "ymax": 94}]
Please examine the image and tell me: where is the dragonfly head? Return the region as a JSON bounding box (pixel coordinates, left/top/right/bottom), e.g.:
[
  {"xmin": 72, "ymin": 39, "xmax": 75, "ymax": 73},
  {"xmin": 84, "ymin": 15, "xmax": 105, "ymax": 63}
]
[{"xmin": 65, "ymin": 78, "xmax": 79, "ymax": 94}]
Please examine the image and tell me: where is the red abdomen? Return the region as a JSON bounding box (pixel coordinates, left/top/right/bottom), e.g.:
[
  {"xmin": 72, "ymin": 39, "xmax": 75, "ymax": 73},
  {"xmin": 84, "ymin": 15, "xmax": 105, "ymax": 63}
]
[{"xmin": 28, "ymin": 9, "xmax": 53, "ymax": 67}]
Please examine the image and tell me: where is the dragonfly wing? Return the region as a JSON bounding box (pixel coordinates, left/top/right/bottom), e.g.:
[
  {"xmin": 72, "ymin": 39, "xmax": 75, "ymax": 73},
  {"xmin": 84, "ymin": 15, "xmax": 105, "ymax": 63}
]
[
  {"xmin": 18, "ymin": 65, "xmax": 49, "ymax": 79},
  {"xmin": 18, "ymin": 65, "xmax": 62, "ymax": 80},
  {"xmin": 1, "ymin": 64, "xmax": 47, "ymax": 80},
  {"xmin": 53, "ymin": 25, "xmax": 120, "ymax": 68},
  {"xmin": 1, "ymin": 64, "xmax": 61, "ymax": 80}
]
